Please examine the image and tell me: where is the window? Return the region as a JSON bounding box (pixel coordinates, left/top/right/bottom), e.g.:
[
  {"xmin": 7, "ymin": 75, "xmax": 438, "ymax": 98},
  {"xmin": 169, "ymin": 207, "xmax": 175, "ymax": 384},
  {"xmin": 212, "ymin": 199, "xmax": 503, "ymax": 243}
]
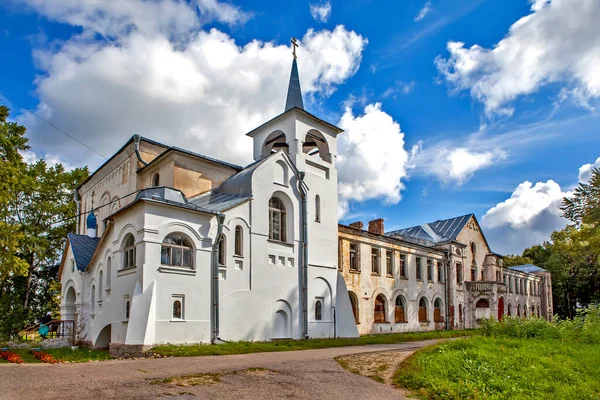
[
  {"xmin": 434, "ymin": 299, "xmax": 444, "ymax": 322},
  {"xmin": 349, "ymin": 243, "xmax": 359, "ymax": 271},
  {"xmin": 394, "ymin": 296, "xmax": 406, "ymax": 323},
  {"xmin": 269, "ymin": 197, "xmax": 287, "ymax": 242},
  {"xmin": 374, "ymin": 294, "xmax": 387, "ymax": 323},
  {"xmin": 437, "ymin": 261, "xmax": 443, "ymax": 282},
  {"xmin": 510, "ymin": 277, "xmax": 513, "ymax": 293},
  {"xmin": 427, "ymin": 259, "xmax": 433, "ymax": 281},
  {"xmin": 315, "ymin": 195, "xmax": 321, "ymax": 222},
  {"xmin": 98, "ymin": 271, "xmax": 103, "ymax": 301},
  {"xmin": 471, "ymin": 267, "xmax": 476, "ymax": 281},
  {"xmin": 496, "ymin": 271, "xmax": 501, "ymax": 282},
  {"xmin": 106, "ymin": 257, "xmax": 111, "ymax": 291},
  {"xmin": 315, "ymin": 299, "xmax": 323, "ymax": 321},
  {"xmin": 349, "ymin": 292, "xmax": 359, "ymax": 324},
  {"xmin": 172, "ymin": 295, "xmax": 184, "ymax": 320},
  {"xmin": 71, "ymin": 259, "xmax": 75, "ymax": 273},
  {"xmin": 481, "ymin": 269, "xmax": 485, "ymax": 281},
  {"xmin": 91, "ymin": 285, "xmax": 96, "ymax": 315},
  {"xmin": 399, "ymin": 254, "xmax": 406, "ymax": 278},
  {"xmin": 234, "ymin": 226, "xmax": 243, "ymax": 256},
  {"xmin": 508, "ymin": 304, "xmax": 513, "ymax": 317},
  {"xmin": 125, "ymin": 298, "xmax": 130, "ymax": 320},
  {"xmin": 416, "ymin": 257, "xmax": 422, "ymax": 280},
  {"xmin": 456, "ymin": 263, "xmax": 462, "ymax": 283},
  {"xmin": 418, "ymin": 298, "xmax": 428, "ymax": 322},
  {"xmin": 122, "ymin": 234, "xmax": 136, "ymax": 269},
  {"xmin": 459, "ymin": 304, "xmax": 463, "ymax": 322},
  {"xmin": 152, "ymin": 173, "xmax": 160, "ymax": 187},
  {"xmin": 161, "ymin": 233, "xmax": 194, "ymax": 268},
  {"xmin": 371, "ymin": 248, "xmax": 380, "ymax": 275},
  {"xmin": 218, "ymin": 234, "xmax": 226, "ymax": 266},
  {"xmin": 386, "ymin": 250, "xmax": 393, "ymax": 276},
  {"xmin": 471, "ymin": 242, "xmax": 476, "ymax": 255}
]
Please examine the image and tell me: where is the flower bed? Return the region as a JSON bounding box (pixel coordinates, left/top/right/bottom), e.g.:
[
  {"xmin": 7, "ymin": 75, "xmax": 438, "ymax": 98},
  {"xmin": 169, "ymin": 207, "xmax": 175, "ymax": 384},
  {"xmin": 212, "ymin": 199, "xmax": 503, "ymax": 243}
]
[
  {"xmin": 0, "ymin": 351, "xmax": 24, "ymax": 364},
  {"xmin": 31, "ymin": 350, "xmax": 61, "ymax": 364}
]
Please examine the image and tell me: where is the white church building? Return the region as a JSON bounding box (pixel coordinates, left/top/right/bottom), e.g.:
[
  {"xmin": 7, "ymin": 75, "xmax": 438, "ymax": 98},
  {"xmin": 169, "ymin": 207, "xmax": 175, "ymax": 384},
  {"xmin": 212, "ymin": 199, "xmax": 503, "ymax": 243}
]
[{"xmin": 58, "ymin": 57, "xmax": 359, "ymax": 355}]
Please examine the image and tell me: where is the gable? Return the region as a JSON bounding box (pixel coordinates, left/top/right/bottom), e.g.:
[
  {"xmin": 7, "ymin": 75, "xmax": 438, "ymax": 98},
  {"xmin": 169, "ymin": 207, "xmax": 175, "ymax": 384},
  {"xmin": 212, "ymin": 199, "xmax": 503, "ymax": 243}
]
[{"xmin": 455, "ymin": 215, "xmax": 492, "ymax": 254}]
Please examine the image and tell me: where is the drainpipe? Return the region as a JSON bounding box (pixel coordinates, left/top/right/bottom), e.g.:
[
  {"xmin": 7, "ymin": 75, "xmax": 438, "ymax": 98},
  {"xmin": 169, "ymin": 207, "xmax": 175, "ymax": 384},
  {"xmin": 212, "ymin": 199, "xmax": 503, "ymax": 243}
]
[
  {"xmin": 133, "ymin": 134, "xmax": 148, "ymax": 166},
  {"xmin": 73, "ymin": 189, "xmax": 81, "ymax": 234},
  {"xmin": 298, "ymin": 172, "xmax": 309, "ymax": 339},
  {"xmin": 444, "ymin": 250, "xmax": 450, "ymax": 331},
  {"xmin": 211, "ymin": 213, "xmax": 225, "ymax": 343}
]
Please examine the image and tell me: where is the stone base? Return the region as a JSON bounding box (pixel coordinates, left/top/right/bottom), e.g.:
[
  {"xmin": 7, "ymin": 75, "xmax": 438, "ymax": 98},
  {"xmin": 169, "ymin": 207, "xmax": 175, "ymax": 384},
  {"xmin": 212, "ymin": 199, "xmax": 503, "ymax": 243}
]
[
  {"xmin": 109, "ymin": 343, "xmax": 154, "ymax": 358},
  {"xmin": 41, "ymin": 338, "xmax": 72, "ymax": 349}
]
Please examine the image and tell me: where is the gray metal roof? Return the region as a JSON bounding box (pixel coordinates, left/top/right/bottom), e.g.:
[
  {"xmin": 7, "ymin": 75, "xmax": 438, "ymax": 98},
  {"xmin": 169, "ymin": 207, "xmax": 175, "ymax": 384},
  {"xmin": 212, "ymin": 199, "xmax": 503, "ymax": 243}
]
[
  {"xmin": 68, "ymin": 233, "xmax": 101, "ymax": 271},
  {"xmin": 386, "ymin": 213, "xmax": 474, "ymax": 244},
  {"xmin": 189, "ymin": 191, "xmax": 251, "ymax": 212},
  {"xmin": 285, "ymin": 59, "xmax": 304, "ymax": 112},
  {"xmin": 510, "ymin": 264, "xmax": 547, "ymax": 273},
  {"xmin": 216, "ymin": 157, "xmax": 268, "ymax": 196}
]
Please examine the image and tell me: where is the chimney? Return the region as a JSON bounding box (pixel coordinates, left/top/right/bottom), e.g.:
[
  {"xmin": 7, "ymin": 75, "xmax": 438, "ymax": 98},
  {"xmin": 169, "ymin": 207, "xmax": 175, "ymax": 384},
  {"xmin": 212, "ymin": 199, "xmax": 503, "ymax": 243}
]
[
  {"xmin": 349, "ymin": 221, "xmax": 363, "ymax": 230},
  {"xmin": 368, "ymin": 218, "xmax": 384, "ymax": 235}
]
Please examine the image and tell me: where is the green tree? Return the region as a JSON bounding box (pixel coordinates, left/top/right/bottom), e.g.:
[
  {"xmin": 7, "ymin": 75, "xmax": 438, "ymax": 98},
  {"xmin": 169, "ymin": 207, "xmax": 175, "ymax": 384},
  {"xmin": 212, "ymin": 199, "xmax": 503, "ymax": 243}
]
[{"xmin": 502, "ymin": 254, "xmax": 534, "ymax": 268}]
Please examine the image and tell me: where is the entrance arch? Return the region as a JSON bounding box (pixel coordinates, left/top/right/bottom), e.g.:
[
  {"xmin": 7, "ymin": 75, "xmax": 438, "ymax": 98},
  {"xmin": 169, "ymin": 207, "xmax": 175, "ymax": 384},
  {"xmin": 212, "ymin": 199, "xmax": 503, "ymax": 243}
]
[
  {"xmin": 498, "ymin": 297, "xmax": 505, "ymax": 320},
  {"xmin": 64, "ymin": 286, "xmax": 76, "ymax": 321},
  {"xmin": 349, "ymin": 291, "xmax": 359, "ymax": 324},
  {"xmin": 95, "ymin": 324, "xmax": 111, "ymax": 348}
]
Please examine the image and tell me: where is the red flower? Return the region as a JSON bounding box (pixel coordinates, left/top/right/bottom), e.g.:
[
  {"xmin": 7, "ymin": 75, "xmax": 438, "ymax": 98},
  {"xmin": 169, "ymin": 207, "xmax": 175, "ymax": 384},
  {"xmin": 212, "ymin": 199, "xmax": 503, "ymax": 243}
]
[
  {"xmin": 31, "ymin": 351, "xmax": 60, "ymax": 364},
  {"xmin": 1, "ymin": 351, "xmax": 24, "ymax": 364}
]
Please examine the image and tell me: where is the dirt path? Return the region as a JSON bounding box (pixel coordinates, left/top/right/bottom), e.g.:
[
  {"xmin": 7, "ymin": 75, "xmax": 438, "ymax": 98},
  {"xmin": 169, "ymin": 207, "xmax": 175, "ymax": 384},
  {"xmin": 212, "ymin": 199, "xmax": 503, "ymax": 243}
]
[
  {"xmin": 337, "ymin": 350, "xmax": 414, "ymax": 385},
  {"xmin": 0, "ymin": 339, "xmax": 442, "ymax": 400}
]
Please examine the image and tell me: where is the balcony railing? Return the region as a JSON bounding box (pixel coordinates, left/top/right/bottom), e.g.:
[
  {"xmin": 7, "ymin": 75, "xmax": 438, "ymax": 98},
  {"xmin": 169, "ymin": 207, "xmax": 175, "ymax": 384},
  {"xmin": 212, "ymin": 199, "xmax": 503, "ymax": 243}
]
[{"xmin": 465, "ymin": 281, "xmax": 507, "ymax": 293}]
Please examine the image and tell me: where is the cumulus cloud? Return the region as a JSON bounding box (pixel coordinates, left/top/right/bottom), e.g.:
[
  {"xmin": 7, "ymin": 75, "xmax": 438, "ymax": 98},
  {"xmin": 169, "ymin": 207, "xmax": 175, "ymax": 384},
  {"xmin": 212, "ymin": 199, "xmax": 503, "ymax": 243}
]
[
  {"xmin": 578, "ymin": 156, "xmax": 600, "ymax": 183},
  {"xmin": 414, "ymin": 2, "xmax": 432, "ymax": 22},
  {"xmin": 310, "ymin": 1, "xmax": 332, "ymax": 23},
  {"xmin": 17, "ymin": 0, "xmax": 366, "ymax": 169},
  {"xmin": 435, "ymin": 0, "xmax": 600, "ymax": 116},
  {"xmin": 337, "ymin": 102, "xmax": 410, "ymax": 217}
]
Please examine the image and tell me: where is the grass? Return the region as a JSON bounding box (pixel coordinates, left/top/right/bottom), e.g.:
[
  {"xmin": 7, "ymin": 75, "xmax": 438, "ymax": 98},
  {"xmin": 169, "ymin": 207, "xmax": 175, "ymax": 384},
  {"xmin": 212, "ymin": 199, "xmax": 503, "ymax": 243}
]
[
  {"xmin": 394, "ymin": 336, "xmax": 600, "ymax": 400},
  {"xmin": 44, "ymin": 347, "xmax": 112, "ymax": 362},
  {"xmin": 151, "ymin": 329, "xmax": 474, "ymax": 357}
]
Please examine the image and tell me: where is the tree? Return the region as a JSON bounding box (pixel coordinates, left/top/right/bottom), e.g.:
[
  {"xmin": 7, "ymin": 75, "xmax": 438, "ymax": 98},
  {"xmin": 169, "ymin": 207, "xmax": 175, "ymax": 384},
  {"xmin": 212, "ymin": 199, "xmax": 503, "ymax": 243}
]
[{"xmin": 502, "ymin": 255, "xmax": 534, "ymax": 268}]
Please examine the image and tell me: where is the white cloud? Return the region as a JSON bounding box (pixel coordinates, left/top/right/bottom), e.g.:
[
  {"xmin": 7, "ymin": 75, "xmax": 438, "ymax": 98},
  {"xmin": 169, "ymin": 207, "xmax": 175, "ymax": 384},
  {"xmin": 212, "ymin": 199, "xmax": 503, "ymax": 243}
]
[
  {"xmin": 436, "ymin": 0, "xmax": 600, "ymax": 116},
  {"xmin": 337, "ymin": 102, "xmax": 410, "ymax": 217},
  {"xmin": 196, "ymin": 0, "xmax": 251, "ymax": 25},
  {"xmin": 20, "ymin": 149, "xmax": 75, "ymax": 170},
  {"xmin": 310, "ymin": 1, "xmax": 332, "ymax": 23},
  {"xmin": 578, "ymin": 156, "xmax": 600, "ymax": 183},
  {"xmin": 414, "ymin": 2, "xmax": 432, "ymax": 22}
]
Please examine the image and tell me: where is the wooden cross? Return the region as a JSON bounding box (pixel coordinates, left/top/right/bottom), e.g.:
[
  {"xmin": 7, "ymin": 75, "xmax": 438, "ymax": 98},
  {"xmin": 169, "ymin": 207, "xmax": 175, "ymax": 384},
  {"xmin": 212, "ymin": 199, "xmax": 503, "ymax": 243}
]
[{"xmin": 291, "ymin": 37, "xmax": 299, "ymax": 59}]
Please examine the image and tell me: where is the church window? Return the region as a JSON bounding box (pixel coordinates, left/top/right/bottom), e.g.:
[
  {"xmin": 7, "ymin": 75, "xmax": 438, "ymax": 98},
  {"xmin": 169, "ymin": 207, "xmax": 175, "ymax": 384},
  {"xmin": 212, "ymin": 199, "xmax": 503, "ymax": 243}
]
[
  {"xmin": 91, "ymin": 285, "xmax": 96, "ymax": 315},
  {"xmin": 434, "ymin": 298, "xmax": 444, "ymax": 322},
  {"xmin": 172, "ymin": 295, "xmax": 184, "ymax": 320},
  {"xmin": 125, "ymin": 298, "xmax": 130, "ymax": 320},
  {"xmin": 106, "ymin": 257, "xmax": 111, "ymax": 291},
  {"xmin": 456, "ymin": 263, "xmax": 462, "ymax": 283},
  {"xmin": 427, "ymin": 259, "xmax": 433, "ymax": 281},
  {"xmin": 234, "ymin": 226, "xmax": 243, "ymax": 256},
  {"xmin": 481, "ymin": 268, "xmax": 485, "ymax": 281},
  {"xmin": 349, "ymin": 243, "xmax": 359, "ymax": 271},
  {"xmin": 161, "ymin": 233, "xmax": 194, "ymax": 268},
  {"xmin": 218, "ymin": 234, "xmax": 226, "ymax": 266},
  {"xmin": 416, "ymin": 257, "xmax": 422, "ymax": 280},
  {"xmin": 98, "ymin": 271, "xmax": 103, "ymax": 301},
  {"xmin": 418, "ymin": 298, "xmax": 428, "ymax": 322},
  {"xmin": 394, "ymin": 296, "xmax": 406, "ymax": 323},
  {"xmin": 371, "ymin": 248, "xmax": 380, "ymax": 275},
  {"xmin": 374, "ymin": 294, "xmax": 387, "ymax": 323},
  {"xmin": 471, "ymin": 266, "xmax": 476, "ymax": 282},
  {"xmin": 459, "ymin": 304, "xmax": 463, "ymax": 322},
  {"xmin": 153, "ymin": 173, "xmax": 160, "ymax": 187},
  {"xmin": 386, "ymin": 250, "xmax": 393, "ymax": 276},
  {"xmin": 400, "ymin": 254, "xmax": 406, "ymax": 278},
  {"xmin": 71, "ymin": 259, "xmax": 75, "ymax": 273},
  {"xmin": 315, "ymin": 195, "xmax": 321, "ymax": 223},
  {"xmin": 122, "ymin": 234, "xmax": 136, "ymax": 269},
  {"xmin": 437, "ymin": 261, "xmax": 444, "ymax": 282},
  {"xmin": 269, "ymin": 197, "xmax": 287, "ymax": 242},
  {"xmin": 471, "ymin": 242, "xmax": 476, "ymax": 255},
  {"xmin": 315, "ymin": 299, "xmax": 323, "ymax": 321}
]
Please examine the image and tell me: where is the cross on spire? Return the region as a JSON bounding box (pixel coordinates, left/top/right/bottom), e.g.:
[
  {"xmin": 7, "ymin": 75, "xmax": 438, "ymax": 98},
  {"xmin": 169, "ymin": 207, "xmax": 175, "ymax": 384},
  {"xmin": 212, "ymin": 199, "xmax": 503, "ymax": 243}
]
[{"xmin": 291, "ymin": 37, "xmax": 299, "ymax": 59}]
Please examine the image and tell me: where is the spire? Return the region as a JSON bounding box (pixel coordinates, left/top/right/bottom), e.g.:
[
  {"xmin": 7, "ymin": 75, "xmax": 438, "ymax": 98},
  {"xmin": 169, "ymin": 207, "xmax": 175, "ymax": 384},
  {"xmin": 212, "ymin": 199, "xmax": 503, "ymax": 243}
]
[{"xmin": 285, "ymin": 38, "xmax": 304, "ymax": 112}]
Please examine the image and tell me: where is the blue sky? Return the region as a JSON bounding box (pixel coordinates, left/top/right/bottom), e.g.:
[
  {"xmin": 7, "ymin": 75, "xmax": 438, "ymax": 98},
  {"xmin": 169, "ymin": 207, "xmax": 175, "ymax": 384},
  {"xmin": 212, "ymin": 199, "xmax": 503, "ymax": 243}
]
[{"xmin": 1, "ymin": 0, "xmax": 599, "ymax": 255}]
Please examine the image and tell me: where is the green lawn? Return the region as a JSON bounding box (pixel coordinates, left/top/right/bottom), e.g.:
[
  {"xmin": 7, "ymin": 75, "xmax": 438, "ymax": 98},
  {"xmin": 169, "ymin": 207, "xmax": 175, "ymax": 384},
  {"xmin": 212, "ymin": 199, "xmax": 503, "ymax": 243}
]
[
  {"xmin": 151, "ymin": 330, "xmax": 474, "ymax": 357},
  {"xmin": 394, "ymin": 336, "xmax": 600, "ymax": 400},
  {"xmin": 45, "ymin": 347, "xmax": 113, "ymax": 362}
]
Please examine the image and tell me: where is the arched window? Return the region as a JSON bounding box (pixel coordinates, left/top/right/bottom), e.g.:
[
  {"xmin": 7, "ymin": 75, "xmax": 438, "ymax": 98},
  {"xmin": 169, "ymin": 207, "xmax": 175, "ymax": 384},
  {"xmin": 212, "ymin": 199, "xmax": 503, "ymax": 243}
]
[
  {"xmin": 471, "ymin": 242, "xmax": 476, "ymax": 255},
  {"xmin": 98, "ymin": 271, "xmax": 104, "ymax": 301},
  {"xmin": 218, "ymin": 234, "xmax": 226, "ymax": 266},
  {"xmin": 459, "ymin": 303, "xmax": 463, "ymax": 322},
  {"xmin": 269, "ymin": 197, "xmax": 286, "ymax": 242},
  {"xmin": 122, "ymin": 234, "xmax": 136, "ymax": 269},
  {"xmin": 315, "ymin": 300, "xmax": 322, "ymax": 321},
  {"xmin": 303, "ymin": 129, "xmax": 331, "ymax": 163},
  {"xmin": 161, "ymin": 233, "xmax": 194, "ymax": 268},
  {"xmin": 394, "ymin": 296, "xmax": 406, "ymax": 323},
  {"xmin": 517, "ymin": 304, "xmax": 521, "ymax": 317},
  {"xmin": 508, "ymin": 304, "xmax": 513, "ymax": 317},
  {"xmin": 153, "ymin": 173, "xmax": 160, "ymax": 187},
  {"xmin": 476, "ymin": 299, "xmax": 490, "ymax": 308},
  {"xmin": 173, "ymin": 300, "xmax": 182, "ymax": 319},
  {"xmin": 234, "ymin": 226, "xmax": 243, "ymax": 256},
  {"xmin": 91, "ymin": 285, "xmax": 96, "ymax": 315},
  {"xmin": 434, "ymin": 298, "xmax": 443, "ymax": 322},
  {"xmin": 315, "ymin": 195, "xmax": 321, "ymax": 223},
  {"xmin": 456, "ymin": 263, "xmax": 463, "ymax": 283},
  {"xmin": 418, "ymin": 298, "xmax": 428, "ymax": 322},
  {"xmin": 532, "ymin": 305, "xmax": 535, "ymax": 316},
  {"xmin": 349, "ymin": 292, "xmax": 359, "ymax": 324},
  {"xmin": 374, "ymin": 294, "xmax": 387, "ymax": 323},
  {"xmin": 106, "ymin": 257, "xmax": 111, "ymax": 291}
]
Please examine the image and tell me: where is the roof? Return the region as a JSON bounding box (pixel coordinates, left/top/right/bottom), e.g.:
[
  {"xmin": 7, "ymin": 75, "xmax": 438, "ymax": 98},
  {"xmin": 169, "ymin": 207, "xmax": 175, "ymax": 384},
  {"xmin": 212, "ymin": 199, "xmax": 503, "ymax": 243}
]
[
  {"xmin": 338, "ymin": 224, "xmax": 445, "ymax": 254},
  {"xmin": 285, "ymin": 58, "xmax": 304, "ymax": 111},
  {"xmin": 386, "ymin": 214, "xmax": 474, "ymax": 244},
  {"xmin": 189, "ymin": 191, "xmax": 251, "ymax": 212},
  {"xmin": 216, "ymin": 157, "xmax": 268, "ymax": 196},
  {"xmin": 510, "ymin": 264, "xmax": 547, "ymax": 273},
  {"xmin": 245, "ymin": 107, "xmax": 344, "ymax": 137},
  {"xmin": 67, "ymin": 233, "xmax": 101, "ymax": 271},
  {"xmin": 137, "ymin": 144, "xmax": 243, "ymax": 174}
]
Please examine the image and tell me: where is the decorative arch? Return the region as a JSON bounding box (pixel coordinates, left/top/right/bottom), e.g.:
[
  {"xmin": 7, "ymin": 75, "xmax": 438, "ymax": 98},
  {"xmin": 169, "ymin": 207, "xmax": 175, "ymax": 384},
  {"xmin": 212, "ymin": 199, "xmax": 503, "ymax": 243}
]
[
  {"xmin": 348, "ymin": 291, "xmax": 359, "ymax": 324},
  {"xmin": 303, "ymin": 129, "xmax": 331, "ymax": 163},
  {"xmin": 114, "ymin": 223, "xmax": 138, "ymax": 246},
  {"xmin": 418, "ymin": 297, "xmax": 429, "ymax": 322},
  {"xmin": 272, "ymin": 299, "xmax": 292, "ymax": 339},
  {"xmin": 394, "ymin": 294, "xmax": 407, "ymax": 323},
  {"xmin": 162, "ymin": 232, "xmax": 195, "ymax": 268},
  {"xmin": 374, "ymin": 294, "xmax": 387, "ymax": 323},
  {"xmin": 507, "ymin": 303, "xmax": 513, "ymax": 317},
  {"xmin": 274, "ymin": 160, "xmax": 289, "ymax": 186},
  {"xmin": 94, "ymin": 324, "xmax": 112, "ymax": 348},
  {"xmin": 262, "ymin": 130, "xmax": 289, "ymax": 158},
  {"xmin": 158, "ymin": 221, "xmax": 203, "ymax": 242}
]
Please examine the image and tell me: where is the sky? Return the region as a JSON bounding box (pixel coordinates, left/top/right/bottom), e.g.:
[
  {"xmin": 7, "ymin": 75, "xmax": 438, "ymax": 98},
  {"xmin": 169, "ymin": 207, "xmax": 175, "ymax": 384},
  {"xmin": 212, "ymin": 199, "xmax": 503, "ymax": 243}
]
[{"xmin": 0, "ymin": 0, "xmax": 599, "ymax": 255}]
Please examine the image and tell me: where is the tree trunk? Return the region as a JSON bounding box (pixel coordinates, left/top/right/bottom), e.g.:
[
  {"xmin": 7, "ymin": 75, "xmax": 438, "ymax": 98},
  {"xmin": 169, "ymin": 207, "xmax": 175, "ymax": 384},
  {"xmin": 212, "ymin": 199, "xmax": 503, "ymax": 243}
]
[{"xmin": 23, "ymin": 254, "xmax": 34, "ymax": 311}]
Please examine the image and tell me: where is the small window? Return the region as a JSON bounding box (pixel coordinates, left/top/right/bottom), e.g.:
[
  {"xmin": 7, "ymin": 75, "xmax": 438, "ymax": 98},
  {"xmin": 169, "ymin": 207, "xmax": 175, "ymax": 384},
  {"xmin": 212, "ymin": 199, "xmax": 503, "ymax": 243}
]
[
  {"xmin": 106, "ymin": 257, "xmax": 112, "ymax": 291},
  {"xmin": 399, "ymin": 254, "xmax": 406, "ymax": 278},
  {"xmin": 481, "ymin": 269, "xmax": 485, "ymax": 281},
  {"xmin": 386, "ymin": 250, "xmax": 393, "ymax": 276},
  {"xmin": 456, "ymin": 262, "xmax": 462, "ymax": 283},
  {"xmin": 349, "ymin": 243, "xmax": 359, "ymax": 271},
  {"xmin": 98, "ymin": 271, "xmax": 104, "ymax": 301},
  {"xmin": 122, "ymin": 234, "xmax": 136, "ymax": 269},
  {"xmin": 71, "ymin": 259, "xmax": 75, "ymax": 273},
  {"xmin": 471, "ymin": 267, "xmax": 476, "ymax": 281},
  {"xmin": 315, "ymin": 195, "xmax": 321, "ymax": 223},
  {"xmin": 459, "ymin": 303, "xmax": 463, "ymax": 322},
  {"xmin": 172, "ymin": 295, "xmax": 184, "ymax": 320},
  {"xmin": 269, "ymin": 197, "xmax": 287, "ymax": 242},
  {"xmin": 125, "ymin": 298, "xmax": 130, "ymax": 320},
  {"xmin": 427, "ymin": 259, "xmax": 433, "ymax": 281},
  {"xmin": 153, "ymin": 173, "xmax": 160, "ymax": 187},
  {"xmin": 315, "ymin": 299, "xmax": 322, "ymax": 321},
  {"xmin": 371, "ymin": 248, "xmax": 380, "ymax": 275},
  {"xmin": 161, "ymin": 233, "xmax": 194, "ymax": 268},
  {"xmin": 437, "ymin": 261, "xmax": 443, "ymax": 282},
  {"xmin": 91, "ymin": 285, "xmax": 96, "ymax": 315},
  {"xmin": 416, "ymin": 257, "xmax": 422, "ymax": 280},
  {"xmin": 234, "ymin": 226, "xmax": 243, "ymax": 256},
  {"xmin": 471, "ymin": 242, "xmax": 476, "ymax": 255},
  {"xmin": 218, "ymin": 234, "xmax": 226, "ymax": 266}
]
